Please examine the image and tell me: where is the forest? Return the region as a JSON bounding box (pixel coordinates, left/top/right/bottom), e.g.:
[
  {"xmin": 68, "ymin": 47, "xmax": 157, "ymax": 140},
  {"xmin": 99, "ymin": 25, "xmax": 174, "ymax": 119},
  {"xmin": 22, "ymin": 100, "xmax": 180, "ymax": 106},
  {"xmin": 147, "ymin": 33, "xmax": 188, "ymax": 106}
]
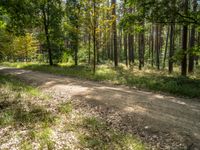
[{"xmin": 0, "ymin": 0, "xmax": 200, "ymax": 149}]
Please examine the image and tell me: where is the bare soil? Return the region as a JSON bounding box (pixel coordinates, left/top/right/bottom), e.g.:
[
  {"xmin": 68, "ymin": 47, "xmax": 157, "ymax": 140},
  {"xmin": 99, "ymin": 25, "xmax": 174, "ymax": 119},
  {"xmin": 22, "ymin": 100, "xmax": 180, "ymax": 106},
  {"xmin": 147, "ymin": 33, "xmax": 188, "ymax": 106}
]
[{"xmin": 0, "ymin": 66, "xmax": 200, "ymax": 150}]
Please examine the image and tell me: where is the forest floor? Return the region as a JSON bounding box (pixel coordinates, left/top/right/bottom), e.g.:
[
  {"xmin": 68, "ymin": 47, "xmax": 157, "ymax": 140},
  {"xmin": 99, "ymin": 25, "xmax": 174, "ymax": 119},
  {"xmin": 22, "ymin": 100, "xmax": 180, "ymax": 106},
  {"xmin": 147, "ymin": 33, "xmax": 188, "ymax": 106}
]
[{"xmin": 0, "ymin": 66, "xmax": 200, "ymax": 150}]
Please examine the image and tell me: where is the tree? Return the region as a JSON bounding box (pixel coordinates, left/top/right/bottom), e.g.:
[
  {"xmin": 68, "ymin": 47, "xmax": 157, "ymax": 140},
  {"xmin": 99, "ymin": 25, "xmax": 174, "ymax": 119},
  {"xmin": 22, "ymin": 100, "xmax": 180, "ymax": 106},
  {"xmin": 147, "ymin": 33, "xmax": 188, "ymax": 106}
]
[
  {"xmin": 66, "ymin": 0, "xmax": 81, "ymax": 66},
  {"xmin": 1, "ymin": 0, "xmax": 64, "ymax": 65},
  {"xmin": 188, "ymin": 0, "xmax": 198, "ymax": 73},
  {"xmin": 39, "ymin": 0, "xmax": 63, "ymax": 66},
  {"xmin": 111, "ymin": 0, "xmax": 118, "ymax": 67},
  {"xmin": 181, "ymin": 0, "xmax": 189, "ymax": 76},
  {"xmin": 163, "ymin": 26, "xmax": 169, "ymax": 69}
]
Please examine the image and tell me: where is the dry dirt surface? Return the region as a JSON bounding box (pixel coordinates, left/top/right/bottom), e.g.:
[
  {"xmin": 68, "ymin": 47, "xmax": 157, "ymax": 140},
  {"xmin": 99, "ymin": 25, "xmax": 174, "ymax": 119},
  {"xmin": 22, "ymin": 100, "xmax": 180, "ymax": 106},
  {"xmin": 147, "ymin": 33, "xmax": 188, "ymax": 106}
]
[{"xmin": 0, "ymin": 66, "xmax": 200, "ymax": 150}]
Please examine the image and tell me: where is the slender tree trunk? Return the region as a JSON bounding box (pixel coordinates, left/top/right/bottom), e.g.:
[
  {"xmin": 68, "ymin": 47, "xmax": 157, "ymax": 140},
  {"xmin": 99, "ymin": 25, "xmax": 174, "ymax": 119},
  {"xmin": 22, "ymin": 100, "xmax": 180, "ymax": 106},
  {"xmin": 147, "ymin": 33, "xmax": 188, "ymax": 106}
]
[
  {"xmin": 188, "ymin": 0, "xmax": 197, "ymax": 73},
  {"xmin": 138, "ymin": 34, "xmax": 142, "ymax": 70},
  {"xmin": 74, "ymin": 29, "xmax": 78, "ymax": 66},
  {"xmin": 96, "ymin": 34, "xmax": 100, "ymax": 64},
  {"xmin": 138, "ymin": 31, "xmax": 145, "ymax": 70},
  {"xmin": 110, "ymin": 33, "xmax": 113, "ymax": 60},
  {"xmin": 128, "ymin": 34, "xmax": 134, "ymax": 65},
  {"xmin": 181, "ymin": 0, "xmax": 189, "ymax": 76},
  {"xmin": 93, "ymin": 0, "xmax": 96, "ymax": 73},
  {"xmin": 119, "ymin": 30, "xmax": 122, "ymax": 62},
  {"xmin": 42, "ymin": 4, "xmax": 53, "ymax": 66},
  {"xmin": 169, "ymin": 24, "xmax": 175, "ymax": 73},
  {"xmin": 188, "ymin": 25, "xmax": 195, "ymax": 73},
  {"xmin": 124, "ymin": 33, "xmax": 128, "ymax": 66},
  {"xmin": 149, "ymin": 29, "xmax": 151, "ymax": 64},
  {"xmin": 88, "ymin": 33, "xmax": 91, "ymax": 64},
  {"xmin": 107, "ymin": 33, "xmax": 111, "ymax": 59},
  {"xmin": 141, "ymin": 26, "xmax": 145, "ymax": 67},
  {"xmin": 123, "ymin": 0, "xmax": 128, "ymax": 66},
  {"xmin": 112, "ymin": 0, "xmax": 118, "ymax": 67},
  {"xmin": 151, "ymin": 24, "xmax": 154, "ymax": 67},
  {"xmin": 156, "ymin": 24, "xmax": 160, "ymax": 70},
  {"xmin": 196, "ymin": 32, "xmax": 200, "ymax": 65},
  {"xmin": 163, "ymin": 26, "xmax": 170, "ymax": 69}
]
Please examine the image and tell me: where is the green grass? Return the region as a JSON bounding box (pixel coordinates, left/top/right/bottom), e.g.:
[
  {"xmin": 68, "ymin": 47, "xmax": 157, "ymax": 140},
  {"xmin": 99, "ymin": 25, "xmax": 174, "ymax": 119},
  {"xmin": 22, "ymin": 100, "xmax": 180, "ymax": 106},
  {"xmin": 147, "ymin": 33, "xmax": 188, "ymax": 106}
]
[
  {"xmin": 58, "ymin": 102, "xmax": 73, "ymax": 114},
  {"xmin": 0, "ymin": 75, "xmax": 56, "ymax": 127},
  {"xmin": 1, "ymin": 62, "xmax": 200, "ymax": 98},
  {"xmin": 78, "ymin": 117, "xmax": 146, "ymax": 150}
]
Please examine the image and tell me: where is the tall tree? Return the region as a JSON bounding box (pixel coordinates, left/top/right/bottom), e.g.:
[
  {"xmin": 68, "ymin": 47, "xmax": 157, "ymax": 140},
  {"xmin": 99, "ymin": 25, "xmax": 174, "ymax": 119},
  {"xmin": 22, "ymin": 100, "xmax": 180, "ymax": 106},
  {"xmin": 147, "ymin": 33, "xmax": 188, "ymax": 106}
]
[
  {"xmin": 155, "ymin": 24, "xmax": 160, "ymax": 70},
  {"xmin": 188, "ymin": 0, "xmax": 197, "ymax": 73},
  {"xmin": 112, "ymin": 0, "xmax": 118, "ymax": 67},
  {"xmin": 163, "ymin": 26, "xmax": 169, "ymax": 69},
  {"xmin": 93, "ymin": 0, "xmax": 97, "ymax": 73},
  {"xmin": 169, "ymin": 24, "xmax": 175, "ymax": 73},
  {"xmin": 66, "ymin": 0, "xmax": 81, "ymax": 66},
  {"xmin": 181, "ymin": 0, "xmax": 189, "ymax": 76}
]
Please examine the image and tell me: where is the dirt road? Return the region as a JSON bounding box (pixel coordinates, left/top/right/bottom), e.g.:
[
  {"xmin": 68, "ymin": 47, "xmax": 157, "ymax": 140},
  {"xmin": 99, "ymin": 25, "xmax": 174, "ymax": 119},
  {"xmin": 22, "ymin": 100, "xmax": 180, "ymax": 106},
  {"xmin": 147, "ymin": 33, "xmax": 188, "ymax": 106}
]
[{"xmin": 0, "ymin": 66, "xmax": 200, "ymax": 149}]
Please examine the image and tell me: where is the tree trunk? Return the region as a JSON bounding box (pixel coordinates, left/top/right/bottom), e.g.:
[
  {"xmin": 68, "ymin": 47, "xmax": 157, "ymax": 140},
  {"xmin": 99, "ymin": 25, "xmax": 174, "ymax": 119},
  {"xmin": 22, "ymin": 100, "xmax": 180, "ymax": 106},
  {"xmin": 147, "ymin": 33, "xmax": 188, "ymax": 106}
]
[
  {"xmin": 138, "ymin": 31, "xmax": 145, "ymax": 70},
  {"xmin": 141, "ymin": 27, "xmax": 145, "ymax": 67},
  {"xmin": 151, "ymin": 24, "xmax": 154, "ymax": 67},
  {"xmin": 163, "ymin": 26, "xmax": 170, "ymax": 69},
  {"xmin": 88, "ymin": 33, "xmax": 91, "ymax": 64},
  {"xmin": 156, "ymin": 24, "xmax": 160, "ymax": 70},
  {"xmin": 112, "ymin": 0, "xmax": 118, "ymax": 67},
  {"xmin": 188, "ymin": 25, "xmax": 195, "ymax": 73},
  {"xmin": 124, "ymin": 33, "xmax": 128, "ymax": 66},
  {"xmin": 74, "ymin": 30, "xmax": 78, "ymax": 66},
  {"xmin": 128, "ymin": 34, "xmax": 134, "ymax": 65},
  {"xmin": 93, "ymin": 0, "xmax": 96, "ymax": 73},
  {"xmin": 188, "ymin": 0, "xmax": 197, "ymax": 73},
  {"xmin": 42, "ymin": 4, "xmax": 53, "ymax": 66},
  {"xmin": 138, "ymin": 34, "xmax": 142, "ymax": 70},
  {"xmin": 169, "ymin": 24, "xmax": 175, "ymax": 73},
  {"xmin": 181, "ymin": 0, "xmax": 188, "ymax": 76},
  {"xmin": 196, "ymin": 32, "xmax": 200, "ymax": 65}
]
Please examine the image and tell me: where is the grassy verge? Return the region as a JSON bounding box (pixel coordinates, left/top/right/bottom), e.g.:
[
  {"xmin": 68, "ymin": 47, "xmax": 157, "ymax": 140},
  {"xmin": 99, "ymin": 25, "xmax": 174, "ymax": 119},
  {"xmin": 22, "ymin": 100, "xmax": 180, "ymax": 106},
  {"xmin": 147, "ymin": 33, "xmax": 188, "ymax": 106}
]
[
  {"xmin": 1, "ymin": 62, "xmax": 200, "ymax": 98},
  {"xmin": 0, "ymin": 74, "xmax": 146, "ymax": 149}
]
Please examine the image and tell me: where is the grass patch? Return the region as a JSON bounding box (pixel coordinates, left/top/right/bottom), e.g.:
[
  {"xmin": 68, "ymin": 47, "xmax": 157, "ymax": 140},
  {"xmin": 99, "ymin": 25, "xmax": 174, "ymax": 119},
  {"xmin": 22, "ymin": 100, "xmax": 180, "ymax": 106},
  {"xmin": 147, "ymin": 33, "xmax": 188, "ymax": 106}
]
[
  {"xmin": 21, "ymin": 128, "xmax": 55, "ymax": 150},
  {"xmin": 58, "ymin": 102, "xmax": 73, "ymax": 114},
  {"xmin": 0, "ymin": 75, "xmax": 56, "ymax": 127},
  {"xmin": 1, "ymin": 62, "xmax": 200, "ymax": 98},
  {"xmin": 0, "ymin": 74, "xmax": 49, "ymax": 99},
  {"xmin": 78, "ymin": 117, "xmax": 146, "ymax": 150}
]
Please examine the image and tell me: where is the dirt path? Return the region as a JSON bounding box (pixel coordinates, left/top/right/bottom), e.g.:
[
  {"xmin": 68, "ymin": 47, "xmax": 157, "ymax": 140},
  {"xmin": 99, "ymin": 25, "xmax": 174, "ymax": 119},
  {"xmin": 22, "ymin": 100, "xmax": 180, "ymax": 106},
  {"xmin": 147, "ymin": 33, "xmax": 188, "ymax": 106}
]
[{"xmin": 1, "ymin": 66, "xmax": 200, "ymax": 149}]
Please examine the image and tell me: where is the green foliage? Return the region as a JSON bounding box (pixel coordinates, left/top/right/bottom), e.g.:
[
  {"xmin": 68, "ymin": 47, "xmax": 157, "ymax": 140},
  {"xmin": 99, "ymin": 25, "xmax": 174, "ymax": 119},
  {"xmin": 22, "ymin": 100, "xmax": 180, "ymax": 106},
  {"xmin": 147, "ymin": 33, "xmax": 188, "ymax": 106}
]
[{"xmin": 12, "ymin": 33, "xmax": 39, "ymax": 60}]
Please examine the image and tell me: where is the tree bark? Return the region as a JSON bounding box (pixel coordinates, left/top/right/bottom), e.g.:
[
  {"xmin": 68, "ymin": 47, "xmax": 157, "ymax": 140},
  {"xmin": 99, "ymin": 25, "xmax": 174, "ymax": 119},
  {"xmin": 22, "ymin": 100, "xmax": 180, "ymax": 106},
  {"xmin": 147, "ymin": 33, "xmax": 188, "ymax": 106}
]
[
  {"xmin": 88, "ymin": 33, "xmax": 91, "ymax": 64},
  {"xmin": 151, "ymin": 24, "xmax": 154, "ymax": 67},
  {"xmin": 169, "ymin": 24, "xmax": 175, "ymax": 73},
  {"xmin": 112, "ymin": 0, "xmax": 118, "ymax": 67},
  {"xmin": 42, "ymin": 3, "xmax": 53, "ymax": 66},
  {"xmin": 74, "ymin": 27, "xmax": 78, "ymax": 66},
  {"xmin": 181, "ymin": 0, "xmax": 188, "ymax": 76},
  {"xmin": 128, "ymin": 34, "xmax": 134, "ymax": 65},
  {"xmin": 124, "ymin": 33, "xmax": 128, "ymax": 66},
  {"xmin": 188, "ymin": 0, "xmax": 197, "ymax": 73},
  {"xmin": 93, "ymin": 0, "xmax": 96, "ymax": 73},
  {"xmin": 156, "ymin": 24, "xmax": 160, "ymax": 70},
  {"xmin": 139, "ymin": 31, "xmax": 145, "ymax": 70},
  {"xmin": 163, "ymin": 26, "xmax": 170, "ymax": 69}
]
